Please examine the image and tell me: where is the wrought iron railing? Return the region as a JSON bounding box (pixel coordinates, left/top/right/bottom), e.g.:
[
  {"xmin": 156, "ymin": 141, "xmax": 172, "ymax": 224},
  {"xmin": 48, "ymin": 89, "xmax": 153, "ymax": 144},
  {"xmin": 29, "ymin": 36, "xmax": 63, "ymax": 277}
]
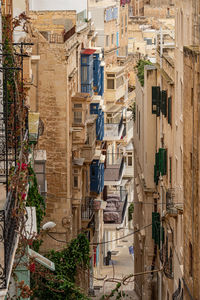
[
  {"xmin": 118, "ymin": 114, "xmax": 123, "ymax": 135},
  {"xmin": 48, "ymin": 26, "xmax": 76, "ymax": 44},
  {"xmin": 119, "ymin": 156, "xmax": 125, "ymax": 180},
  {"xmin": 0, "ymin": 40, "xmax": 31, "ymax": 289},
  {"xmin": 81, "ymin": 198, "xmax": 94, "ymax": 220},
  {"xmin": 121, "ymin": 194, "xmax": 128, "ymax": 223}
]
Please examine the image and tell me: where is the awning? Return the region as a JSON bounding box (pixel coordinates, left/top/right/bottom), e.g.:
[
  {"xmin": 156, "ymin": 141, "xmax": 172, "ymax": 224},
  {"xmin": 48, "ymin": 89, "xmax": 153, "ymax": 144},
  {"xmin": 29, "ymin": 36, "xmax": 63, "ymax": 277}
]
[{"xmin": 28, "ymin": 248, "xmax": 55, "ymax": 271}]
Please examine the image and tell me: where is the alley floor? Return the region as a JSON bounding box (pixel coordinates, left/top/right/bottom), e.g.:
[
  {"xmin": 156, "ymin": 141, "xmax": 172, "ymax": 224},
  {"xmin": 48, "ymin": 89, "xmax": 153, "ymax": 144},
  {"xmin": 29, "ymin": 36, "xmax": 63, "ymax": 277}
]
[{"xmin": 92, "ymin": 234, "xmax": 139, "ymax": 300}]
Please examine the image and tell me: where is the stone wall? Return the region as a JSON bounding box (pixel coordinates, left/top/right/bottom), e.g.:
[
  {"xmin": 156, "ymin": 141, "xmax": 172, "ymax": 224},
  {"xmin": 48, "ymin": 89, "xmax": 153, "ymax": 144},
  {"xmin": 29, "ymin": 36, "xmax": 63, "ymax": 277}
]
[{"xmin": 183, "ymin": 46, "xmax": 200, "ymax": 300}]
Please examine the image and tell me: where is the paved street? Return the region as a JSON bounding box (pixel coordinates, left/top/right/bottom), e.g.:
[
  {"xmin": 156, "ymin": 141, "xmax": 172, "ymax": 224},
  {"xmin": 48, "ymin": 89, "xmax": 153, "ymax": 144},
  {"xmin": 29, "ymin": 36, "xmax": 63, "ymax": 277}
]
[{"xmin": 92, "ymin": 234, "xmax": 139, "ymax": 300}]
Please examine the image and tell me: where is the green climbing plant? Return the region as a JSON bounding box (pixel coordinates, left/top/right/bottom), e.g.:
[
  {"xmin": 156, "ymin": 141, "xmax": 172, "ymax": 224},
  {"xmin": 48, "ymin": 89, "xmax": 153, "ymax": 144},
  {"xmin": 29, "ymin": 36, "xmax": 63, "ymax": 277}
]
[
  {"xmin": 128, "ymin": 203, "xmax": 134, "ymax": 222},
  {"xmin": 31, "ymin": 233, "xmax": 91, "ymax": 300},
  {"xmin": 136, "ymin": 59, "xmax": 152, "ymax": 86},
  {"xmin": 26, "ymin": 165, "xmax": 46, "ymax": 232}
]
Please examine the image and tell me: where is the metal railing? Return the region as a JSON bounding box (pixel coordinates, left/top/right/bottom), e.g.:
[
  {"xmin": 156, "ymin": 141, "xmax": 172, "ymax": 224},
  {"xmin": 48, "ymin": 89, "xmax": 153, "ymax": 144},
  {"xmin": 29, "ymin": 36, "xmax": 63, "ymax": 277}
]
[
  {"xmin": 121, "ymin": 194, "xmax": 128, "ymax": 223},
  {"xmin": 0, "ymin": 41, "xmax": 31, "ymax": 289},
  {"xmin": 48, "ymin": 26, "xmax": 76, "ymax": 44},
  {"xmin": 119, "ymin": 156, "xmax": 125, "ymax": 180},
  {"xmin": 81, "ymin": 198, "xmax": 94, "ymax": 220}
]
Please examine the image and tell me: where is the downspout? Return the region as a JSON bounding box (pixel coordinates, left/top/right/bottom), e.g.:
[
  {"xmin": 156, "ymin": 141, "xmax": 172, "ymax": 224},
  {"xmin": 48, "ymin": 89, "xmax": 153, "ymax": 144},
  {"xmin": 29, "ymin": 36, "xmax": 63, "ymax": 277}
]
[
  {"xmin": 159, "ymin": 26, "xmax": 163, "ymax": 300},
  {"xmin": 191, "ymin": 52, "xmax": 195, "ymax": 299}
]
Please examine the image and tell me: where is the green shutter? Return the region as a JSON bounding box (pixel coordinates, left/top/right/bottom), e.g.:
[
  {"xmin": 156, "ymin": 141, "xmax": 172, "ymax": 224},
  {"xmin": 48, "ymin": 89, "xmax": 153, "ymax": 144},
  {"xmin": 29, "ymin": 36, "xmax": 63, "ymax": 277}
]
[
  {"xmin": 152, "ymin": 212, "xmax": 160, "ymax": 243},
  {"xmin": 168, "ymin": 96, "xmax": 172, "ymax": 125},
  {"xmin": 154, "ymin": 152, "xmax": 160, "ymax": 185},
  {"xmin": 159, "ymin": 148, "xmax": 167, "ymax": 176},
  {"xmin": 152, "ymin": 212, "xmax": 164, "ymax": 247},
  {"xmin": 152, "ymin": 86, "xmax": 160, "ymax": 115},
  {"xmin": 161, "ymin": 90, "xmax": 167, "ymax": 117}
]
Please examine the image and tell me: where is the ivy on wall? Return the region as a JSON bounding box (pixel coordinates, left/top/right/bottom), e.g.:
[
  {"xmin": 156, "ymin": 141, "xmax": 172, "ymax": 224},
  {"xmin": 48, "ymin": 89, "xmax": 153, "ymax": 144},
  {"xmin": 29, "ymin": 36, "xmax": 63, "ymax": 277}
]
[
  {"xmin": 136, "ymin": 59, "xmax": 152, "ymax": 86},
  {"xmin": 26, "ymin": 165, "xmax": 46, "ymax": 232},
  {"xmin": 31, "ymin": 233, "xmax": 90, "ymax": 300}
]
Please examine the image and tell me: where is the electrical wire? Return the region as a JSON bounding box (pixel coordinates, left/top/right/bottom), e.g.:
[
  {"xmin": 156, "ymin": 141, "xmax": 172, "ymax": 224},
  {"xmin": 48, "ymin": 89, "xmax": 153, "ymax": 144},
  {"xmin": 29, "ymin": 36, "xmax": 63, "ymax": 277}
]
[
  {"xmin": 46, "ymin": 223, "xmax": 152, "ymax": 245},
  {"xmin": 44, "ymin": 194, "xmax": 183, "ymax": 205}
]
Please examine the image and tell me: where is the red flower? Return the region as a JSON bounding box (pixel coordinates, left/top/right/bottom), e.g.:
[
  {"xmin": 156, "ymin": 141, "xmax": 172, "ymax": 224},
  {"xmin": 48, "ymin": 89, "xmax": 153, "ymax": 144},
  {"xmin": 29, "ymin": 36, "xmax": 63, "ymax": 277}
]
[
  {"xmin": 29, "ymin": 263, "xmax": 35, "ymax": 273},
  {"xmin": 21, "ymin": 193, "xmax": 26, "ymax": 200},
  {"xmin": 21, "ymin": 163, "xmax": 27, "ymax": 170},
  {"xmin": 17, "ymin": 163, "xmax": 27, "ymax": 170}
]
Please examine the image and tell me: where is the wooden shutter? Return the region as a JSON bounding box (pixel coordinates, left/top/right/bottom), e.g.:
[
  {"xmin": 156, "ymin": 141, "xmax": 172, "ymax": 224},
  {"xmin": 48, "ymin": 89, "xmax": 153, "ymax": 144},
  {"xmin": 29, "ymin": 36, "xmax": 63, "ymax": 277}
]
[
  {"xmin": 152, "ymin": 86, "xmax": 160, "ymax": 115},
  {"xmin": 168, "ymin": 96, "xmax": 172, "ymax": 125},
  {"xmin": 159, "ymin": 148, "xmax": 167, "ymax": 176},
  {"xmin": 161, "ymin": 90, "xmax": 167, "ymax": 117}
]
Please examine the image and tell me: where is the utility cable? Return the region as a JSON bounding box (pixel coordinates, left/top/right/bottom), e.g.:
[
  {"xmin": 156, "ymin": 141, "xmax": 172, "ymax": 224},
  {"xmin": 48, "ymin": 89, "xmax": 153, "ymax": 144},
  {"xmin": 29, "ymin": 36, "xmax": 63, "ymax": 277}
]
[{"xmin": 46, "ymin": 223, "xmax": 152, "ymax": 245}]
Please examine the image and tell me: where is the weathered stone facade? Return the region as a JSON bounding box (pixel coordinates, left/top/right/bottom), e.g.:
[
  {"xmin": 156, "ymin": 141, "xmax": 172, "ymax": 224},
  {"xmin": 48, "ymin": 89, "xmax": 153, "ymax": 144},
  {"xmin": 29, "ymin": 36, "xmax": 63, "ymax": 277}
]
[
  {"xmin": 28, "ymin": 12, "xmax": 94, "ymax": 251},
  {"xmin": 183, "ymin": 45, "xmax": 200, "ymax": 300}
]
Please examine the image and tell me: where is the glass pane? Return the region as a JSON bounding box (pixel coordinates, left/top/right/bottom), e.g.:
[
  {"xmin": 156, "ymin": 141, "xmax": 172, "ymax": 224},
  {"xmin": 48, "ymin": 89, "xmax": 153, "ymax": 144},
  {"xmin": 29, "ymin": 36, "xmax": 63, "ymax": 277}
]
[
  {"xmin": 107, "ymin": 79, "xmax": 114, "ymax": 89},
  {"xmin": 128, "ymin": 156, "xmax": 132, "ymax": 166},
  {"xmin": 37, "ymin": 173, "xmax": 45, "ymax": 192},
  {"xmin": 74, "ymin": 111, "xmax": 82, "ymax": 123},
  {"xmin": 34, "ymin": 163, "xmax": 44, "ymax": 173},
  {"xmin": 82, "ymin": 66, "xmax": 88, "ymax": 83}
]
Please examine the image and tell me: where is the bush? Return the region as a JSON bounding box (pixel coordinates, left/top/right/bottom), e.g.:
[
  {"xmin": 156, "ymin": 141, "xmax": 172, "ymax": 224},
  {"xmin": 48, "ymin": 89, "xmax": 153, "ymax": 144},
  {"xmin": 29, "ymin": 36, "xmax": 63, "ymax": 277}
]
[{"xmin": 136, "ymin": 59, "xmax": 152, "ymax": 86}]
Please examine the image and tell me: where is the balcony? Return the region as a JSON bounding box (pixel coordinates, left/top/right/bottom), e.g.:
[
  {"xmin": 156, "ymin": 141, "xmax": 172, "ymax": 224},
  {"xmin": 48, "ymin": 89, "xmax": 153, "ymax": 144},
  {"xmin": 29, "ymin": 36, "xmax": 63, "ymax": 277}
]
[
  {"xmin": 104, "ymin": 157, "xmax": 125, "ymax": 186},
  {"xmin": 81, "ymin": 198, "xmax": 94, "ymax": 228},
  {"xmin": 104, "ymin": 115, "xmax": 124, "ymax": 141},
  {"xmin": 103, "ymin": 193, "xmax": 128, "ymax": 224},
  {"xmin": 45, "ymin": 26, "xmax": 76, "ymax": 44},
  {"xmin": 105, "ymin": 66, "xmax": 126, "ymax": 103}
]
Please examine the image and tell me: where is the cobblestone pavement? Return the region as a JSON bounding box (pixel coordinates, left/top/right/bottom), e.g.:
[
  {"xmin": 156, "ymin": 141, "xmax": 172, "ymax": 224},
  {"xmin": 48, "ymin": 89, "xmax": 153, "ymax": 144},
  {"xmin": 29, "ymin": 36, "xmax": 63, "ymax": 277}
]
[{"xmin": 92, "ymin": 234, "xmax": 139, "ymax": 300}]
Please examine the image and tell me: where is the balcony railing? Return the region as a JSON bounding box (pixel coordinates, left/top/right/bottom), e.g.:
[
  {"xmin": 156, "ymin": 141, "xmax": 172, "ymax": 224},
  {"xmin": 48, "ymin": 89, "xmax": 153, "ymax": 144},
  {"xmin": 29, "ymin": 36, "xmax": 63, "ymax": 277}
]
[
  {"xmin": 0, "ymin": 130, "xmax": 29, "ymax": 289},
  {"xmin": 104, "ymin": 156, "xmax": 125, "ymax": 186},
  {"xmin": 81, "ymin": 199, "xmax": 94, "ymax": 220},
  {"xmin": 0, "ymin": 41, "xmax": 30, "ymax": 290},
  {"xmin": 48, "ymin": 26, "xmax": 76, "ymax": 44},
  {"xmin": 104, "ymin": 116, "xmax": 124, "ymax": 141},
  {"xmin": 103, "ymin": 193, "xmax": 128, "ymax": 224}
]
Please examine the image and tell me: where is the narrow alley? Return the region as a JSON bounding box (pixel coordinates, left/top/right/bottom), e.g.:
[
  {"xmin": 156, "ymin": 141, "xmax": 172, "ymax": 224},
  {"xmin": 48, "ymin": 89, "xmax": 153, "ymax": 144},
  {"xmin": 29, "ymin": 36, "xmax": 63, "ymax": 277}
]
[{"xmin": 93, "ymin": 234, "xmax": 139, "ymax": 300}]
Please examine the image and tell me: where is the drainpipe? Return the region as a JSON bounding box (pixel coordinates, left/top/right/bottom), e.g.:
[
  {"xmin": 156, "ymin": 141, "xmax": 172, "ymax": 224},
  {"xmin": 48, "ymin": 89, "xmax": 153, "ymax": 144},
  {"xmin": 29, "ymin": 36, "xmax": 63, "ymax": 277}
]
[{"xmin": 159, "ymin": 26, "xmax": 163, "ymax": 300}]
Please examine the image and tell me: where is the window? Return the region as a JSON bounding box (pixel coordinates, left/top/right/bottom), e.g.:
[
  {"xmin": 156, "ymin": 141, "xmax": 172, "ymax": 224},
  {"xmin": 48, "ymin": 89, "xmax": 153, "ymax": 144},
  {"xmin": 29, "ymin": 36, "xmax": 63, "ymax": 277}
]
[
  {"xmin": 34, "ymin": 161, "xmax": 46, "ymax": 197},
  {"xmin": 121, "ymin": 16, "xmax": 124, "ymax": 36},
  {"xmin": 82, "ymin": 57, "xmax": 87, "ymax": 64},
  {"xmin": 189, "ymin": 242, "xmax": 193, "ymax": 277},
  {"xmin": 116, "ymin": 76, "xmax": 124, "ymax": 88},
  {"xmin": 127, "ymin": 152, "xmax": 133, "ymax": 166},
  {"xmin": 74, "ymin": 103, "xmax": 82, "ymax": 108},
  {"xmin": 111, "ymin": 34, "xmax": 114, "ymax": 45},
  {"xmin": 169, "ymin": 157, "xmax": 172, "ymax": 184},
  {"xmin": 107, "ymin": 73, "xmax": 115, "ymax": 77},
  {"xmin": 106, "ymin": 35, "xmax": 109, "ymax": 47},
  {"xmin": 191, "ymin": 88, "xmax": 193, "ymax": 106},
  {"xmin": 74, "ymin": 111, "xmax": 82, "ymax": 123},
  {"xmin": 73, "ymin": 176, "xmax": 78, "ymax": 188},
  {"xmin": 107, "ymin": 79, "xmax": 115, "ymax": 89},
  {"xmin": 125, "ymin": 15, "xmax": 127, "ymax": 33},
  {"xmin": 73, "ymin": 168, "xmax": 79, "ymax": 174},
  {"xmin": 190, "ymin": 152, "xmax": 193, "ymax": 169},
  {"xmin": 82, "ymin": 66, "xmax": 88, "ymax": 83}
]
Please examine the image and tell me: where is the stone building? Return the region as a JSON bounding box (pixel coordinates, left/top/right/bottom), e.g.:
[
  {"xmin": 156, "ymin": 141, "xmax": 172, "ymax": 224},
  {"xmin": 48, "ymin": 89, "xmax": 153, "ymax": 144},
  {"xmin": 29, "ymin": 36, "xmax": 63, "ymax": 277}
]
[
  {"xmin": 133, "ymin": 11, "xmax": 187, "ymax": 298},
  {"xmin": 27, "ymin": 10, "xmax": 97, "ymax": 250},
  {"xmin": 182, "ymin": 1, "xmax": 200, "ymax": 299}
]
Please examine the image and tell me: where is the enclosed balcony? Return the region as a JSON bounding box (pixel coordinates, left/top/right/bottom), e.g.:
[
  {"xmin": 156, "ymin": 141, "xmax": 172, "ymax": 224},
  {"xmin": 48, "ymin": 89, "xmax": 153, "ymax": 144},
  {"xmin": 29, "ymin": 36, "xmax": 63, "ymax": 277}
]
[
  {"xmin": 104, "ymin": 66, "xmax": 127, "ymax": 103},
  {"xmin": 103, "ymin": 193, "xmax": 128, "ymax": 224},
  {"xmin": 104, "ymin": 156, "xmax": 125, "ymax": 186},
  {"xmin": 104, "ymin": 109, "xmax": 124, "ymax": 141},
  {"xmin": 90, "ymin": 158, "xmax": 104, "ymax": 194}
]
